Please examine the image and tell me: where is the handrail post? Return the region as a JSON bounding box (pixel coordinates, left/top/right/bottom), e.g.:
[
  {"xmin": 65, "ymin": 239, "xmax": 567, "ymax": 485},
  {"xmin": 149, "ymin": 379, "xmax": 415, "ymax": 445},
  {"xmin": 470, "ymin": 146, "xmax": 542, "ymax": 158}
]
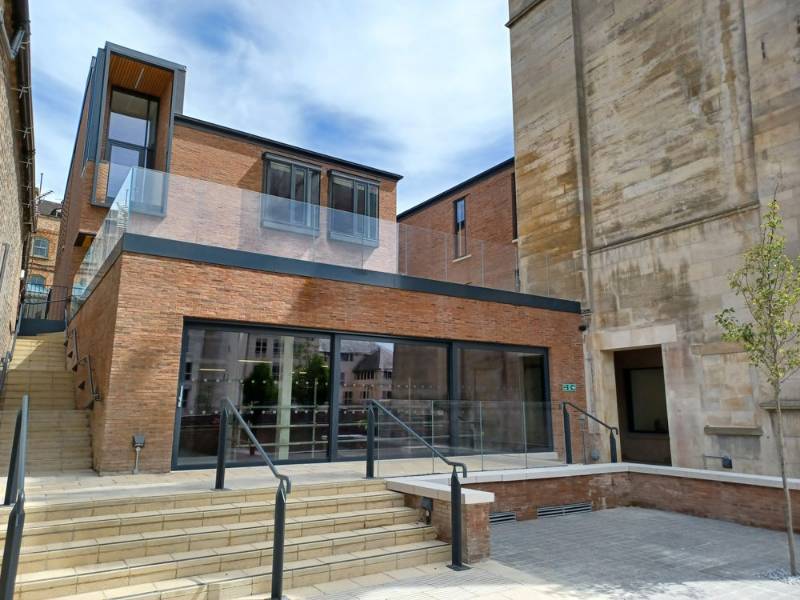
[
  {"xmin": 270, "ymin": 480, "xmax": 287, "ymax": 600},
  {"xmin": 448, "ymin": 465, "xmax": 468, "ymax": 571},
  {"xmin": 562, "ymin": 403, "xmax": 573, "ymax": 465},
  {"xmin": 3, "ymin": 409, "xmax": 22, "ymax": 506},
  {"xmin": 0, "ymin": 491, "xmax": 25, "ymax": 599},
  {"xmin": 215, "ymin": 407, "xmax": 228, "ymax": 490},
  {"xmin": 366, "ymin": 402, "xmax": 375, "ymax": 479},
  {"xmin": 609, "ymin": 429, "xmax": 618, "ymax": 463}
]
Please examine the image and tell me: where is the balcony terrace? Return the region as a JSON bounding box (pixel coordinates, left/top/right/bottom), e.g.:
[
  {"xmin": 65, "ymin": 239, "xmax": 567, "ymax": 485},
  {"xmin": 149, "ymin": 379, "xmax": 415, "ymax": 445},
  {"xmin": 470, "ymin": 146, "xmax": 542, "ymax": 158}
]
[{"xmin": 71, "ymin": 166, "xmax": 578, "ymax": 315}]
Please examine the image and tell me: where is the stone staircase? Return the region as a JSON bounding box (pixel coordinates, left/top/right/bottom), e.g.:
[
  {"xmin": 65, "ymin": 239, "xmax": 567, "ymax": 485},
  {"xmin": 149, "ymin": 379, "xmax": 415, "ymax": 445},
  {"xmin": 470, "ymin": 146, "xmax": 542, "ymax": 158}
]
[
  {"xmin": 3, "ymin": 479, "xmax": 448, "ymax": 599},
  {"xmin": 0, "ymin": 332, "xmax": 92, "ymax": 472}
]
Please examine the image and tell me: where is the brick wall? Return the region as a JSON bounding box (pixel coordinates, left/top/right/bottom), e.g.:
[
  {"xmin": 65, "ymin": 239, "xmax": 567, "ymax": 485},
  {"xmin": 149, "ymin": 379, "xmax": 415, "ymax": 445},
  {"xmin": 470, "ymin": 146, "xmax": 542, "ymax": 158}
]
[
  {"xmin": 68, "ymin": 258, "xmax": 121, "ymax": 470},
  {"xmin": 467, "ymin": 471, "xmax": 800, "ymax": 533},
  {"xmin": 28, "ymin": 214, "xmax": 60, "ymax": 286},
  {"xmin": 398, "ymin": 163, "xmax": 517, "ymax": 290},
  {"xmin": 75, "ymin": 250, "xmax": 585, "ymax": 473},
  {"xmin": 0, "ymin": 27, "xmax": 25, "ymax": 355},
  {"xmin": 171, "ymin": 123, "xmax": 398, "ymax": 223}
]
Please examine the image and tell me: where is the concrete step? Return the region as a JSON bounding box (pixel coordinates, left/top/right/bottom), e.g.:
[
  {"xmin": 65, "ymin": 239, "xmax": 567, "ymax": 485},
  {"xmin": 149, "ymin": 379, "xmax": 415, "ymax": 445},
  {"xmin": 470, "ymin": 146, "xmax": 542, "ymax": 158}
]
[
  {"xmin": 16, "ymin": 505, "xmax": 420, "ymax": 570},
  {"xmin": 15, "ymin": 523, "xmax": 436, "ymax": 592},
  {"xmin": 7, "ymin": 490, "xmax": 405, "ymax": 546},
  {"xmin": 21, "ymin": 540, "xmax": 449, "ymax": 599},
  {"xmin": 4, "ymin": 479, "xmax": 450, "ymax": 600}
]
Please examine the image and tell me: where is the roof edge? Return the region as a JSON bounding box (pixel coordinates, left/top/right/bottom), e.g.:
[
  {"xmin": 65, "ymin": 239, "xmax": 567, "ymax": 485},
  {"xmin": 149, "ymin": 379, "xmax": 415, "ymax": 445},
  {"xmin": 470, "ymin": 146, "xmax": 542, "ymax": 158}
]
[
  {"xmin": 397, "ymin": 157, "xmax": 514, "ymax": 220},
  {"xmin": 174, "ymin": 114, "xmax": 404, "ymax": 182}
]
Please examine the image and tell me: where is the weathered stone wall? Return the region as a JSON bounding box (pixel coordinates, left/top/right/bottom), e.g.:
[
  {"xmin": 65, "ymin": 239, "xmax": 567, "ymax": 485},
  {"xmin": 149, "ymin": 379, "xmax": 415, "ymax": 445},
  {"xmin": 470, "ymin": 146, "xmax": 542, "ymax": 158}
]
[{"xmin": 508, "ymin": 0, "xmax": 800, "ymax": 476}]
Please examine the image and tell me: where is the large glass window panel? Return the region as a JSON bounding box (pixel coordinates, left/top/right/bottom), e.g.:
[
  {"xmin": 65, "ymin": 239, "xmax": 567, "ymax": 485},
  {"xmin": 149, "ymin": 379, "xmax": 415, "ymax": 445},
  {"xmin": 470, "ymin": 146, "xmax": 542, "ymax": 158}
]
[
  {"xmin": 105, "ymin": 90, "xmax": 158, "ymax": 203},
  {"xmin": 107, "ymin": 144, "xmax": 143, "ymax": 201},
  {"xmin": 330, "ymin": 176, "xmax": 355, "ymax": 236},
  {"xmin": 108, "ymin": 91, "xmax": 150, "ymax": 146},
  {"xmin": 263, "ymin": 160, "xmax": 320, "ymax": 230},
  {"xmin": 177, "ymin": 326, "xmax": 331, "ymax": 467},
  {"xmin": 455, "ymin": 346, "xmax": 550, "ymax": 455},
  {"xmin": 337, "ymin": 338, "xmax": 447, "ymax": 460}
]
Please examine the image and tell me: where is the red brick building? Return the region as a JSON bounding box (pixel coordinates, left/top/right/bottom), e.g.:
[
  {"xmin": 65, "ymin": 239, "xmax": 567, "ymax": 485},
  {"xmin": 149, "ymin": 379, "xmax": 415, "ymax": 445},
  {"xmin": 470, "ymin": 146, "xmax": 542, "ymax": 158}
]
[
  {"xmin": 398, "ymin": 159, "xmax": 518, "ymax": 291},
  {"xmin": 53, "ymin": 43, "xmax": 584, "ymax": 473}
]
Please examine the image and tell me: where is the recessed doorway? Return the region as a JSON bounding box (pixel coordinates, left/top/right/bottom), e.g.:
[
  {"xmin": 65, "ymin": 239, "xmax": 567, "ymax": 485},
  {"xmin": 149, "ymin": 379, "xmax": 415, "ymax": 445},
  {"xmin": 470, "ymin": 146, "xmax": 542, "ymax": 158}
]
[{"xmin": 613, "ymin": 347, "xmax": 671, "ymax": 465}]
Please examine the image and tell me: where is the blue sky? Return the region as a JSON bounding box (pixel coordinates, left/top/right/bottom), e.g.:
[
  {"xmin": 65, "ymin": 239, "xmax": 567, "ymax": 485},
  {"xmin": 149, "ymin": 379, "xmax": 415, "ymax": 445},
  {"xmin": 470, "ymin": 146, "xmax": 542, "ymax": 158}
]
[{"xmin": 30, "ymin": 1, "xmax": 514, "ymax": 212}]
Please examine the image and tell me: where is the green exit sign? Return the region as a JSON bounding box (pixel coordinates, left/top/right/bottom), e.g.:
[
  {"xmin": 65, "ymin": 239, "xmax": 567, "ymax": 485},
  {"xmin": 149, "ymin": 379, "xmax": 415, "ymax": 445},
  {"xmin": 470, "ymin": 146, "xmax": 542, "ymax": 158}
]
[{"xmin": 562, "ymin": 383, "xmax": 577, "ymax": 392}]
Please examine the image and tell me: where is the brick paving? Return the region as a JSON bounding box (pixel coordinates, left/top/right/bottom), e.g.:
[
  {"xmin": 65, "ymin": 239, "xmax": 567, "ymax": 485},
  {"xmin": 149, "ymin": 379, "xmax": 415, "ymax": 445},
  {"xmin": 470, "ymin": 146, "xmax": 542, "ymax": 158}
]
[{"xmin": 287, "ymin": 507, "xmax": 800, "ymax": 599}]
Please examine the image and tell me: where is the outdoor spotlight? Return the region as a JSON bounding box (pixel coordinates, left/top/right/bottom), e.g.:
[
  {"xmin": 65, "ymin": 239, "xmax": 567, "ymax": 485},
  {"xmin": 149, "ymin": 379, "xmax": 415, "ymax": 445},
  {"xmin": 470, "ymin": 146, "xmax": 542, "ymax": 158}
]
[{"xmin": 132, "ymin": 434, "xmax": 145, "ymax": 474}]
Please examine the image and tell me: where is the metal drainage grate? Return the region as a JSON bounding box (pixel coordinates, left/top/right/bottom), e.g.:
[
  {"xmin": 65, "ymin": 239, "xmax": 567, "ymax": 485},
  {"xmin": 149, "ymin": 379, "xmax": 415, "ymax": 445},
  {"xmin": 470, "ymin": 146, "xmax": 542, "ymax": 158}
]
[
  {"xmin": 537, "ymin": 502, "xmax": 592, "ymax": 518},
  {"xmin": 489, "ymin": 511, "xmax": 517, "ymax": 524}
]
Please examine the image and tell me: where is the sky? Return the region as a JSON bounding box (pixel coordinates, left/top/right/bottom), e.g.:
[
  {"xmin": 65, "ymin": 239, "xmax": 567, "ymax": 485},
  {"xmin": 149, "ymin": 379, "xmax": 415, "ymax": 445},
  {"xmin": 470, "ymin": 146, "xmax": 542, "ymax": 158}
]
[{"xmin": 29, "ymin": 0, "xmax": 514, "ymax": 212}]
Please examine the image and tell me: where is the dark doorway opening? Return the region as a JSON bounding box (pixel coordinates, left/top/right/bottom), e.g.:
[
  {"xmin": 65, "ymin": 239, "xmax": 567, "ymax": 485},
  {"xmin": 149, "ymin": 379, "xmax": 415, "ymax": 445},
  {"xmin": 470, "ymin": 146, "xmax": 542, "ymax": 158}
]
[{"xmin": 614, "ymin": 347, "xmax": 671, "ymax": 465}]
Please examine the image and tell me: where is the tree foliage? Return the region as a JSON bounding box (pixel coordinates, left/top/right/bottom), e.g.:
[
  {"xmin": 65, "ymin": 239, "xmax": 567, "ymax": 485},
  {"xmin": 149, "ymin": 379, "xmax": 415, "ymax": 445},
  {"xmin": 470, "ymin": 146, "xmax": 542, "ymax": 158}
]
[
  {"xmin": 715, "ymin": 196, "xmax": 799, "ymax": 576},
  {"xmin": 716, "ymin": 199, "xmax": 800, "ymax": 387}
]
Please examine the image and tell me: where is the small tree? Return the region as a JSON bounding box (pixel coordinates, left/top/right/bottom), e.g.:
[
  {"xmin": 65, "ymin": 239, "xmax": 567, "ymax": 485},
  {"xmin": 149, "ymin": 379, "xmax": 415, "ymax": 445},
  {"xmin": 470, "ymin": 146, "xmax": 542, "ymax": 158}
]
[{"xmin": 716, "ymin": 197, "xmax": 799, "ymax": 575}]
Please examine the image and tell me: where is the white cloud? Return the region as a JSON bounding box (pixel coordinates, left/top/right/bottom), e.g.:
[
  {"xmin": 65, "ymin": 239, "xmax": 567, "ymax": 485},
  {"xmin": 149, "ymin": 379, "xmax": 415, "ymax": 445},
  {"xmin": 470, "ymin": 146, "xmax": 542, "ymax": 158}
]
[{"xmin": 30, "ymin": 0, "xmax": 513, "ymax": 210}]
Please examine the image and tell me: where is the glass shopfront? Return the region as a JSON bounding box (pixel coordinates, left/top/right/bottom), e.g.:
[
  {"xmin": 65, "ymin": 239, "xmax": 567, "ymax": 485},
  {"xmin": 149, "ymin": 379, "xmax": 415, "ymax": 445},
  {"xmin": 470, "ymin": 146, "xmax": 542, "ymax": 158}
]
[{"xmin": 174, "ymin": 323, "xmax": 552, "ymax": 468}]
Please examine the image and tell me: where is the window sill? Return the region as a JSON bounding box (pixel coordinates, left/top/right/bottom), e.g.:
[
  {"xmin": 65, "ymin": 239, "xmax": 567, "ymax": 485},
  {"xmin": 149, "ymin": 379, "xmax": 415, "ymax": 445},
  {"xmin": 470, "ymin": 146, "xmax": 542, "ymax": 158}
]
[
  {"xmin": 130, "ymin": 202, "xmax": 166, "ymax": 217},
  {"xmin": 261, "ymin": 219, "xmax": 320, "ymax": 237},
  {"xmin": 452, "ymin": 253, "xmax": 472, "ymax": 263},
  {"xmin": 328, "ymin": 229, "xmax": 379, "ymax": 248}
]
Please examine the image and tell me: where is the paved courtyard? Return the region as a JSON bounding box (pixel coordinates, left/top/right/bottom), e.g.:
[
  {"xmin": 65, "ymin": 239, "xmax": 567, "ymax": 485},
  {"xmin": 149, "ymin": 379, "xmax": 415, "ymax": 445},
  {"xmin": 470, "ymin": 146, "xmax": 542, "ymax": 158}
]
[{"xmin": 288, "ymin": 507, "xmax": 800, "ymax": 599}]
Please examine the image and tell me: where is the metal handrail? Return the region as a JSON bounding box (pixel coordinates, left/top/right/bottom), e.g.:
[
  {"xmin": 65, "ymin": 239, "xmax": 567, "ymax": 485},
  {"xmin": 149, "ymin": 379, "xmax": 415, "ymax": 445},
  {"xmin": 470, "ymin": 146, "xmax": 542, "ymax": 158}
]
[
  {"xmin": 0, "ymin": 298, "xmax": 25, "ymax": 399},
  {"xmin": 561, "ymin": 401, "xmax": 619, "ymax": 464},
  {"xmin": 0, "ymin": 394, "xmax": 29, "ymax": 599},
  {"xmin": 214, "ymin": 398, "xmax": 291, "ymax": 600},
  {"xmin": 366, "ymin": 399, "xmax": 469, "ymax": 570},
  {"xmin": 67, "ymin": 329, "xmax": 100, "ymax": 407},
  {"xmin": 367, "ymin": 399, "xmax": 467, "ymax": 478}
]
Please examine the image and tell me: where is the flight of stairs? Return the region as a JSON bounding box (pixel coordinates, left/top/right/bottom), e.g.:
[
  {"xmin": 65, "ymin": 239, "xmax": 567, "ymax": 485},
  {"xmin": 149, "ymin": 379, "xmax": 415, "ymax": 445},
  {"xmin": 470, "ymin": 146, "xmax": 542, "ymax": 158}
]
[
  {"xmin": 0, "ymin": 332, "xmax": 92, "ymax": 472},
  {"xmin": 4, "ymin": 479, "xmax": 449, "ymax": 599}
]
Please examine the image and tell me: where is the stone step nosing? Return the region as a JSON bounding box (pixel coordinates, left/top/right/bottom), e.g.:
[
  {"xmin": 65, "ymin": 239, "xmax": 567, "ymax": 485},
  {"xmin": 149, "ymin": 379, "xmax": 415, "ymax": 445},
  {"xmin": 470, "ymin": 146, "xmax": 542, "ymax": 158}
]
[{"xmin": 14, "ymin": 523, "xmax": 436, "ymax": 589}]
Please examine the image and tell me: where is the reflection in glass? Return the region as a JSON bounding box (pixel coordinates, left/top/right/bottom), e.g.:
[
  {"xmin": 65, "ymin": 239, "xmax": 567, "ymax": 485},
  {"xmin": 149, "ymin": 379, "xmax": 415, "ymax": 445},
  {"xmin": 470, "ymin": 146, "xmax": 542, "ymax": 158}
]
[
  {"xmin": 455, "ymin": 347, "xmax": 549, "ymax": 454},
  {"xmin": 336, "ymin": 338, "xmax": 448, "ymax": 460},
  {"xmin": 177, "ymin": 327, "xmax": 331, "ymax": 467},
  {"xmin": 105, "ymin": 90, "xmax": 158, "ymax": 201}
]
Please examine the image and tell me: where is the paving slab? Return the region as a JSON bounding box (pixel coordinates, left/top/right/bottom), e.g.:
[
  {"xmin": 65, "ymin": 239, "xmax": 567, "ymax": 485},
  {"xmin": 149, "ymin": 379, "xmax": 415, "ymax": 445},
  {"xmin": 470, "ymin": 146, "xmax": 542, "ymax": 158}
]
[{"xmin": 286, "ymin": 507, "xmax": 800, "ymax": 599}]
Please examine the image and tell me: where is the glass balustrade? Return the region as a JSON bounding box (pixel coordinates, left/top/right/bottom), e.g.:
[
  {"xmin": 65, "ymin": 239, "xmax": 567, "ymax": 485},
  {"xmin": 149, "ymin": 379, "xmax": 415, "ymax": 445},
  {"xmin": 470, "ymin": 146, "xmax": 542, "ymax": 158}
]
[{"xmin": 71, "ymin": 165, "xmax": 573, "ymax": 315}]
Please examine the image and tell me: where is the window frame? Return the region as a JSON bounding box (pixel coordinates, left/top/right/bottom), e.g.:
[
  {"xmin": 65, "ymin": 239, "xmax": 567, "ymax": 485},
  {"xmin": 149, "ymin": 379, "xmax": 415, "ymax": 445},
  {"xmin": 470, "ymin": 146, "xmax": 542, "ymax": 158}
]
[
  {"xmin": 261, "ymin": 154, "xmax": 322, "ymax": 235},
  {"xmin": 173, "ymin": 320, "xmax": 553, "ymax": 469},
  {"xmin": 104, "ymin": 87, "xmax": 160, "ymax": 204},
  {"xmin": 454, "ymin": 197, "xmax": 467, "ymax": 258},
  {"xmin": 31, "ymin": 237, "xmax": 49, "ymax": 259},
  {"xmin": 327, "ymin": 171, "xmax": 380, "ymax": 247},
  {"xmin": 26, "ymin": 274, "xmax": 47, "ymax": 292}
]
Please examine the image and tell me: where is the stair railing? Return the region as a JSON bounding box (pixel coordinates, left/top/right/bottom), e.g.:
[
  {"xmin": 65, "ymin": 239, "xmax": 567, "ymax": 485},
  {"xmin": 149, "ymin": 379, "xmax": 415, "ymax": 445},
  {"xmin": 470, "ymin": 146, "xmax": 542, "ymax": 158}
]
[
  {"xmin": 366, "ymin": 399, "xmax": 469, "ymax": 571},
  {"xmin": 0, "ymin": 394, "xmax": 29, "ymax": 599},
  {"xmin": 561, "ymin": 401, "xmax": 618, "ymax": 464},
  {"xmin": 214, "ymin": 397, "xmax": 291, "ymax": 600},
  {"xmin": 0, "ymin": 296, "xmax": 26, "ymax": 399},
  {"xmin": 66, "ymin": 329, "xmax": 100, "ymax": 408}
]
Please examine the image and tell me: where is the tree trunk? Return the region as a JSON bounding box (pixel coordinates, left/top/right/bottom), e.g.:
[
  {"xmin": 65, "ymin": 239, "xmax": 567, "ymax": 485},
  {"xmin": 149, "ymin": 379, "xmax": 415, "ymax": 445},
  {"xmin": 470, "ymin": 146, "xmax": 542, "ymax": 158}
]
[{"xmin": 773, "ymin": 385, "xmax": 798, "ymax": 575}]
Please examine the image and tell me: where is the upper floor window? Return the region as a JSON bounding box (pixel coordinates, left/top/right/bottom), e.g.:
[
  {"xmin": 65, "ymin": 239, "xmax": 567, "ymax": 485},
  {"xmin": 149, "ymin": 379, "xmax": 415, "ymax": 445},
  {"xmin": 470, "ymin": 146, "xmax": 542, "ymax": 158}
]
[
  {"xmin": 329, "ymin": 172, "xmax": 379, "ymax": 245},
  {"xmin": 32, "ymin": 237, "xmax": 49, "ymax": 258},
  {"xmin": 262, "ymin": 156, "xmax": 321, "ymax": 233},
  {"xmin": 454, "ymin": 197, "xmax": 467, "ymax": 258},
  {"xmin": 27, "ymin": 274, "xmax": 46, "ymax": 292},
  {"xmin": 105, "ymin": 89, "xmax": 158, "ymax": 203}
]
